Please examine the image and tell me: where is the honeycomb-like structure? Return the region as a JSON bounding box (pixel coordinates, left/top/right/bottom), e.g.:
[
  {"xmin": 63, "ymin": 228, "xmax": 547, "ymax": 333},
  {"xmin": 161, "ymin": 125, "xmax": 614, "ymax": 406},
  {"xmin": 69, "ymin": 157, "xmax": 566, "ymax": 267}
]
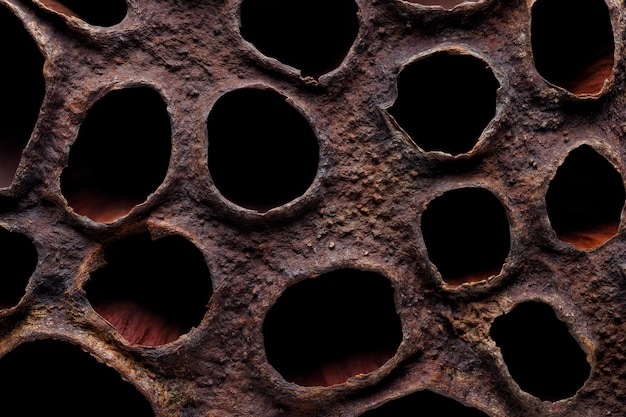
[{"xmin": 1, "ymin": 0, "xmax": 626, "ymax": 415}]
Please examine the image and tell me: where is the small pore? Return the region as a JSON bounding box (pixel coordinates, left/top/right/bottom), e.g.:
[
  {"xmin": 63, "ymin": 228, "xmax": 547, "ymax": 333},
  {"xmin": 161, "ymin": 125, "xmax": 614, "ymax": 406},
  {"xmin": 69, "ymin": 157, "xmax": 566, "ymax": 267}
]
[
  {"xmin": 85, "ymin": 233, "xmax": 212, "ymax": 346},
  {"xmin": 0, "ymin": 6, "xmax": 45, "ymax": 188},
  {"xmin": 0, "ymin": 340, "xmax": 154, "ymax": 416},
  {"xmin": 490, "ymin": 301, "xmax": 591, "ymax": 401},
  {"xmin": 388, "ymin": 52, "xmax": 499, "ymax": 155},
  {"xmin": 61, "ymin": 87, "xmax": 171, "ymax": 223},
  {"xmin": 207, "ymin": 88, "xmax": 319, "ymax": 212},
  {"xmin": 546, "ymin": 145, "xmax": 625, "ymax": 250},
  {"xmin": 0, "ymin": 228, "xmax": 37, "ymax": 310},
  {"xmin": 240, "ymin": 0, "xmax": 359, "ymax": 78},
  {"xmin": 531, "ymin": 0, "xmax": 614, "ymax": 96},
  {"xmin": 359, "ymin": 390, "xmax": 490, "ymax": 417},
  {"xmin": 38, "ymin": 0, "xmax": 127, "ymax": 27},
  {"xmin": 421, "ymin": 188, "xmax": 510, "ymax": 286},
  {"xmin": 263, "ymin": 269, "xmax": 402, "ymax": 387}
]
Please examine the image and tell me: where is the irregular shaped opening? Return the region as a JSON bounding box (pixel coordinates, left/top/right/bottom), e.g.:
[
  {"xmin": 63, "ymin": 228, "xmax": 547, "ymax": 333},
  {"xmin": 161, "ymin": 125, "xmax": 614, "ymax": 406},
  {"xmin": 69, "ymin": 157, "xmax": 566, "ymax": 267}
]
[
  {"xmin": 404, "ymin": 0, "xmax": 478, "ymax": 8},
  {"xmin": 359, "ymin": 390, "xmax": 490, "ymax": 417},
  {"xmin": 0, "ymin": 340, "xmax": 154, "ymax": 416},
  {"xmin": 263, "ymin": 269, "xmax": 402, "ymax": 387},
  {"xmin": 421, "ymin": 188, "xmax": 510, "ymax": 286},
  {"xmin": 531, "ymin": 0, "xmax": 614, "ymax": 95},
  {"xmin": 0, "ymin": 228, "xmax": 37, "ymax": 310},
  {"xmin": 490, "ymin": 301, "xmax": 591, "ymax": 401},
  {"xmin": 0, "ymin": 6, "xmax": 45, "ymax": 188},
  {"xmin": 240, "ymin": 0, "xmax": 359, "ymax": 78},
  {"xmin": 85, "ymin": 232, "xmax": 212, "ymax": 346},
  {"xmin": 39, "ymin": 0, "xmax": 127, "ymax": 27},
  {"xmin": 388, "ymin": 53, "xmax": 499, "ymax": 155},
  {"xmin": 207, "ymin": 88, "xmax": 319, "ymax": 212},
  {"xmin": 61, "ymin": 87, "xmax": 171, "ymax": 223},
  {"xmin": 546, "ymin": 145, "xmax": 624, "ymax": 250}
]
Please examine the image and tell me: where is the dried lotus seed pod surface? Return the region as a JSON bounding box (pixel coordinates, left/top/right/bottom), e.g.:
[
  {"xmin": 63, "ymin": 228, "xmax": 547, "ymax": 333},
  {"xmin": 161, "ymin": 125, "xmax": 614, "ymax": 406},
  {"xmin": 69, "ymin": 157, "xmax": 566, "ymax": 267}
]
[{"xmin": 0, "ymin": 0, "xmax": 625, "ymax": 416}]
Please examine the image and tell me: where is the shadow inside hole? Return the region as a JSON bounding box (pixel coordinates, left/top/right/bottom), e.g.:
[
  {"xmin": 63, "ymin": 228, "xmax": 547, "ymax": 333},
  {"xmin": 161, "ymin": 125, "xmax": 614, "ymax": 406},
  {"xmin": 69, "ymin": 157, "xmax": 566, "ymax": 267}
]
[
  {"xmin": 207, "ymin": 88, "xmax": 319, "ymax": 212},
  {"xmin": 546, "ymin": 145, "xmax": 625, "ymax": 250},
  {"xmin": 240, "ymin": 0, "xmax": 359, "ymax": 78},
  {"xmin": 263, "ymin": 269, "xmax": 402, "ymax": 387},
  {"xmin": 490, "ymin": 301, "xmax": 591, "ymax": 401},
  {"xmin": 0, "ymin": 340, "xmax": 154, "ymax": 416},
  {"xmin": 85, "ymin": 233, "xmax": 212, "ymax": 346},
  {"xmin": 420, "ymin": 188, "xmax": 510, "ymax": 286},
  {"xmin": 0, "ymin": 6, "xmax": 45, "ymax": 188},
  {"xmin": 358, "ymin": 389, "xmax": 490, "ymax": 417},
  {"xmin": 388, "ymin": 53, "xmax": 499, "ymax": 155},
  {"xmin": 404, "ymin": 0, "xmax": 478, "ymax": 8},
  {"xmin": 531, "ymin": 0, "xmax": 614, "ymax": 95},
  {"xmin": 0, "ymin": 228, "xmax": 37, "ymax": 310},
  {"xmin": 61, "ymin": 87, "xmax": 171, "ymax": 223},
  {"xmin": 38, "ymin": 0, "xmax": 127, "ymax": 26}
]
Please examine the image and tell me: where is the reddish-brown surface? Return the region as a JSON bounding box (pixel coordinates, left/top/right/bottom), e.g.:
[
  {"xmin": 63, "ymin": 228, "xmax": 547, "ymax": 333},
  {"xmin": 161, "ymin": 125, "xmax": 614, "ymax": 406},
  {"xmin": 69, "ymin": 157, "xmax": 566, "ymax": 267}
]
[{"xmin": 0, "ymin": 0, "xmax": 625, "ymax": 416}]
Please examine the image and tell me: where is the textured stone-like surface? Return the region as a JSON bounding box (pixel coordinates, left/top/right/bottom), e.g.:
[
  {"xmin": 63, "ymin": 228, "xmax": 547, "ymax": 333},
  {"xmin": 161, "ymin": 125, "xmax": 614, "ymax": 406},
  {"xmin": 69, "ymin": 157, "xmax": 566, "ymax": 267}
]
[{"xmin": 0, "ymin": 0, "xmax": 625, "ymax": 416}]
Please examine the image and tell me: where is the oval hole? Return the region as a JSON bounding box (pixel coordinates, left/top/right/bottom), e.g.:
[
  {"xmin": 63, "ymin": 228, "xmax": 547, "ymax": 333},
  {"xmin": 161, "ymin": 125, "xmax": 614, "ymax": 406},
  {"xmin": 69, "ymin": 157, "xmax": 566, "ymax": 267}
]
[
  {"xmin": 0, "ymin": 339, "xmax": 154, "ymax": 415},
  {"xmin": 0, "ymin": 228, "xmax": 37, "ymax": 310},
  {"xmin": 531, "ymin": 0, "xmax": 614, "ymax": 95},
  {"xmin": 85, "ymin": 232, "xmax": 212, "ymax": 346},
  {"xmin": 207, "ymin": 88, "xmax": 319, "ymax": 212},
  {"xmin": 421, "ymin": 188, "xmax": 510, "ymax": 286},
  {"xmin": 39, "ymin": 0, "xmax": 127, "ymax": 27},
  {"xmin": 387, "ymin": 53, "xmax": 499, "ymax": 155},
  {"xmin": 0, "ymin": 6, "xmax": 45, "ymax": 188},
  {"xmin": 545, "ymin": 145, "xmax": 625, "ymax": 250},
  {"xmin": 61, "ymin": 87, "xmax": 171, "ymax": 223},
  {"xmin": 263, "ymin": 269, "xmax": 402, "ymax": 387},
  {"xmin": 240, "ymin": 0, "xmax": 359, "ymax": 78},
  {"xmin": 359, "ymin": 390, "xmax": 490, "ymax": 417},
  {"xmin": 490, "ymin": 301, "xmax": 591, "ymax": 401}
]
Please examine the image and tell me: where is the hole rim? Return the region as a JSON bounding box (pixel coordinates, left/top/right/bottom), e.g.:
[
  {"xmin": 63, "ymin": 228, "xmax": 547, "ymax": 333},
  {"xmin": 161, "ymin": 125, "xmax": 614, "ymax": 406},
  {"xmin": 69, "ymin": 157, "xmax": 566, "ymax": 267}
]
[
  {"xmin": 32, "ymin": 0, "xmax": 134, "ymax": 32},
  {"xmin": 381, "ymin": 46, "xmax": 507, "ymax": 160},
  {"xmin": 398, "ymin": 0, "xmax": 487, "ymax": 11},
  {"xmin": 205, "ymin": 83, "xmax": 323, "ymax": 219}
]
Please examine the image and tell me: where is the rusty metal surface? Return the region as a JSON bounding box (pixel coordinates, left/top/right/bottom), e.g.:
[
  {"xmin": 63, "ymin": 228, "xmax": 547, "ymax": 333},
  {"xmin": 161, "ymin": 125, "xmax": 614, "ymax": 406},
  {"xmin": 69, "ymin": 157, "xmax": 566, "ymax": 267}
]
[{"xmin": 0, "ymin": 0, "xmax": 625, "ymax": 415}]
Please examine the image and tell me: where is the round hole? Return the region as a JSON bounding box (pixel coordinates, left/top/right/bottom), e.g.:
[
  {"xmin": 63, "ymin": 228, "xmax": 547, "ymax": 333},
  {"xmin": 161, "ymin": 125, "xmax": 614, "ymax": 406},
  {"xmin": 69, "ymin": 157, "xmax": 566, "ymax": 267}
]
[
  {"xmin": 85, "ymin": 232, "xmax": 213, "ymax": 346},
  {"xmin": 207, "ymin": 88, "xmax": 319, "ymax": 212},
  {"xmin": 531, "ymin": 0, "xmax": 614, "ymax": 95},
  {"xmin": 0, "ymin": 6, "xmax": 45, "ymax": 188},
  {"xmin": 358, "ymin": 389, "xmax": 490, "ymax": 417},
  {"xmin": 263, "ymin": 269, "xmax": 402, "ymax": 387},
  {"xmin": 420, "ymin": 188, "xmax": 511, "ymax": 286},
  {"xmin": 387, "ymin": 52, "xmax": 499, "ymax": 155},
  {"xmin": 0, "ymin": 228, "xmax": 37, "ymax": 310},
  {"xmin": 490, "ymin": 301, "xmax": 591, "ymax": 401},
  {"xmin": 240, "ymin": 0, "xmax": 359, "ymax": 78},
  {"xmin": 61, "ymin": 87, "xmax": 171, "ymax": 223},
  {"xmin": 38, "ymin": 0, "xmax": 127, "ymax": 27},
  {"xmin": 545, "ymin": 145, "xmax": 625, "ymax": 250},
  {"xmin": 0, "ymin": 339, "xmax": 154, "ymax": 416}
]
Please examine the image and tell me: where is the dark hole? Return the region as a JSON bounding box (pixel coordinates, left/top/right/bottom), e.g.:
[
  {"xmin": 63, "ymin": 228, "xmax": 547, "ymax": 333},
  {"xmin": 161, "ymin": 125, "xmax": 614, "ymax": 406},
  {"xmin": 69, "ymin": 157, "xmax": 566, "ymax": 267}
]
[
  {"xmin": 85, "ymin": 232, "xmax": 212, "ymax": 346},
  {"xmin": 421, "ymin": 188, "xmax": 510, "ymax": 286},
  {"xmin": 240, "ymin": 0, "xmax": 359, "ymax": 78},
  {"xmin": 490, "ymin": 301, "xmax": 591, "ymax": 401},
  {"xmin": 207, "ymin": 88, "xmax": 319, "ymax": 212},
  {"xmin": 531, "ymin": 0, "xmax": 614, "ymax": 95},
  {"xmin": 359, "ymin": 390, "xmax": 490, "ymax": 417},
  {"xmin": 546, "ymin": 145, "xmax": 624, "ymax": 250},
  {"xmin": 0, "ymin": 340, "xmax": 154, "ymax": 416},
  {"xmin": 0, "ymin": 228, "xmax": 37, "ymax": 310},
  {"xmin": 0, "ymin": 6, "xmax": 45, "ymax": 188},
  {"xmin": 404, "ymin": 0, "xmax": 478, "ymax": 8},
  {"xmin": 61, "ymin": 87, "xmax": 171, "ymax": 222},
  {"xmin": 263, "ymin": 269, "xmax": 402, "ymax": 387},
  {"xmin": 388, "ymin": 53, "xmax": 499, "ymax": 155},
  {"xmin": 39, "ymin": 0, "xmax": 127, "ymax": 27}
]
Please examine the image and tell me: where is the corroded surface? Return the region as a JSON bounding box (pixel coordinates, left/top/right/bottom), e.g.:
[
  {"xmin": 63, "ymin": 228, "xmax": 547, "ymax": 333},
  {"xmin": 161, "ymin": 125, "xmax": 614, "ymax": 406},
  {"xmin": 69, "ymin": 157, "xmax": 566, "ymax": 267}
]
[{"xmin": 0, "ymin": 0, "xmax": 626, "ymax": 416}]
